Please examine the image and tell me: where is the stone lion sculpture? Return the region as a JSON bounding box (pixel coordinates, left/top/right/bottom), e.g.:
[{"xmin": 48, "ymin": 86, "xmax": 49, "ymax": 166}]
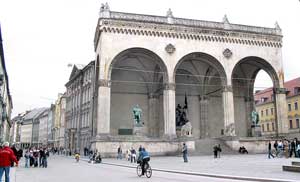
[{"xmin": 181, "ymin": 121, "xmax": 192, "ymax": 136}]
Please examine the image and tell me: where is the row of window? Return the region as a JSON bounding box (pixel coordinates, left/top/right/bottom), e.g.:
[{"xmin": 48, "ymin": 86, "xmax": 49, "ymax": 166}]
[
  {"xmin": 289, "ymin": 118, "xmax": 300, "ymax": 129},
  {"xmin": 260, "ymin": 101, "xmax": 298, "ymax": 117},
  {"xmin": 288, "ymin": 102, "xmax": 298, "ymax": 111},
  {"xmin": 262, "ymin": 119, "xmax": 300, "ymax": 132},
  {"xmin": 262, "ymin": 122, "xmax": 275, "ymax": 132},
  {"xmin": 260, "ymin": 108, "xmax": 274, "ymax": 117}
]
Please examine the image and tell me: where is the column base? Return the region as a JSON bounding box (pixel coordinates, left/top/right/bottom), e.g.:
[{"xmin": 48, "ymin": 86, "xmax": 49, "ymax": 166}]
[
  {"xmin": 251, "ymin": 125, "xmax": 262, "ymax": 137},
  {"xmin": 133, "ymin": 126, "xmax": 147, "ymax": 136}
]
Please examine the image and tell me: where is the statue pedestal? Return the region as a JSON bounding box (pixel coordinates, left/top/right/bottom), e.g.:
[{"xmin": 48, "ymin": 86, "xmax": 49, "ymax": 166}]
[
  {"xmin": 251, "ymin": 125, "xmax": 262, "ymax": 137},
  {"xmin": 133, "ymin": 125, "xmax": 146, "ymax": 136}
]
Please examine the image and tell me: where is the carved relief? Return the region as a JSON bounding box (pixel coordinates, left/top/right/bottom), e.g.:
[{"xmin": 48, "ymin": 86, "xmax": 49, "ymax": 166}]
[
  {"xmin": 223, "ymin": 48, "xmax": 232, "ymax": 59},
  {"xmin": 165, "ymin": 44, "xmax": 176, "ymax": 54}
]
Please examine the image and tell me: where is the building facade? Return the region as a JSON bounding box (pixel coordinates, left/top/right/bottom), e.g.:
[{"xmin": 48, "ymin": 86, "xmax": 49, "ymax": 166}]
[
  {"xmin": 0, "ymin": 25, "xmax": 13, "ymax": 143},
  {"xmin": 255, "ymin": 77, "xmax": 300, "ymax": 137},
  {"xmin": 38, "ymin": 109, "xmax": 50, "ymax": 146},
  {"xmin": 52, "ymin": 93, "xmax": 67, "ymax": 148},
  {"xmin": 59, "ymin": 95, "xmax": 66, "ymax": 148},
  {"xmin": 20, "ymin": 108, "xmax": 48, "ymax": 148},
  {"xmin": 10, "ymin": 113, "xmax": 26, "ymax": 144},
  {"xmin": 47, "ymin": 104, "xmax": 55, "ymax": 147},
  {"xmin": 65, "ymin": 61, "xmax": 95, "ymax": 153},
  {"xmin": 91, "ymin": 5, "xmax": 288, "ymax": 156}
]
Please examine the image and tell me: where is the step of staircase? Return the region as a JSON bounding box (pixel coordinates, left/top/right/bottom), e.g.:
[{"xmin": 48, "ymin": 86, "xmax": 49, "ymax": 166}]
[
  {"xmin": 291, "ymin": 161, "xmax": 300, "ymax": 166},
  {"xmin": 192, "ymin": 138, "xmax": 236, "ymax": 155},
  {"xmin": 282, "ymin": 165, "xmax": 300, "ymax": 173}
]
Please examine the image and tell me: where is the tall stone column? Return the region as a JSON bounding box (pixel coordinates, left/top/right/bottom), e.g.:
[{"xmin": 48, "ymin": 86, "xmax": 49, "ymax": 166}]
[
  {"xmin": 148, "ymin": 93, "xmax": 159, "ymax": 136},
  {"xmin": 222, "ymin": 85, "xmax": 236, "ymax": 136},
  {"xmin": 199, "ymin": 96, "xmax": 209, "ymax": 138},
  {"xmin": 163, "ymin": 83, "xmax": 176, "ymax": 137},
  {"xmin": 96, "ymin": 79, "xmax": 111, "ymax": 136},
  {"xmin": 274, "ymin": 88, "xmax": 289, "ymax": 134},
  {"xmin": 244, "ymin": 96, "xmax": 254, "ymax": 137}
]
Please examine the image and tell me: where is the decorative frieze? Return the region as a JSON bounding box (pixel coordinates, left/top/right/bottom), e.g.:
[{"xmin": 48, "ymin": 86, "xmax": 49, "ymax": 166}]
[{"xmin": 99, "ymin": 23, "xmax": 282, "ymax": 48}]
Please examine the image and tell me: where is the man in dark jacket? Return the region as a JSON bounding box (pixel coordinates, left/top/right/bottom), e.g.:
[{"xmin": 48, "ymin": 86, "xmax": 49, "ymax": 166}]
[
  {"xmin": 0, "ymin": 142, "xmax": 18, "ymax": 182},
  {"xmin": 268, "ymin": 141, "xmax": 274, "ymax": 158},
  {"xmin": 182, "ymin": 143, "xmax": 188, "ymax": 162}
]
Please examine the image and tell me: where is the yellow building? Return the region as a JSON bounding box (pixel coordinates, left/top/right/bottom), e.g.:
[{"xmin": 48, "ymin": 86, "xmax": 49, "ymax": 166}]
[{"xmin": 255, "ymin": 77, "xmax": 300, "ymax": 136}]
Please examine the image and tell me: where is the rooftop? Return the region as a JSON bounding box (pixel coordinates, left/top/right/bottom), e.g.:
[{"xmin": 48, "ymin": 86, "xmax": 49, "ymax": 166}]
[
  {"xmin": 255, "ymin": 77, "xmax": 300, "ymax": 105},
  {"xmin": 97, "ymin": 4, "xmax": 282, "ymax": 37},
  {"xmin": 23, "ymin": 107, "xmax": 48, "ymax": 121}
]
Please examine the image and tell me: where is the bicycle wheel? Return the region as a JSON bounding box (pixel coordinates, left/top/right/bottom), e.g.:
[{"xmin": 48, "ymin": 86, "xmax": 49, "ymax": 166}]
[
  {"xmin": 136, "ymin": 165, "xmax": 142, "ymax": 177},
  {"xmin": 146, "ymin": 165, "xmax": 152, "ymax": 178}
]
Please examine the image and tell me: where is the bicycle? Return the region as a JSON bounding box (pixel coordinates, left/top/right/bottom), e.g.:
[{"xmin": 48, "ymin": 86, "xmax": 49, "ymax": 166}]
[{"xmin": 136, "ymin": 161, "xmax": 152, "ymax": 178}]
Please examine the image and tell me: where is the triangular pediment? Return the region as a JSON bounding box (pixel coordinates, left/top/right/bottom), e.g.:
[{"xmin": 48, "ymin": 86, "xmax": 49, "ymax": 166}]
[{"xmin": 69, "ymin": 66, "xmax": 80, "ymax": 80}]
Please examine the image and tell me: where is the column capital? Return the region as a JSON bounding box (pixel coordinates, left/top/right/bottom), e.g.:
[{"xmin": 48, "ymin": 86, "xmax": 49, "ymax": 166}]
[
  {"xmin": 98, "ymin": 79, "xmax": 111, "ymax": 88},
  {"xmin": 148, "ymin": 93, "xmax": 160, "ymax": 99},
  {"xmin": 164, "ymin": 83, "xmax": 176, "ymax": 91},
  {"xmin": 273, "ymin": 87, "xmax": 287, "ymax": 94},
  {"xmin": 222, "ymin": 85, "xmax": 233, "ymax": 92},
  {"xmin": 199, "ymin": 95, "xmax": 209, "ymax": 101},
  {"xmin": 244, "ymin": 96, "xmax": 253, "ymax": 102}
]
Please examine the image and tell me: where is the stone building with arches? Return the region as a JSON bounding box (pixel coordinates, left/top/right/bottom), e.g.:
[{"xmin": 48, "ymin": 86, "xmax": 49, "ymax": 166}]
[{"xmin": 91, "ymin": 5, "xmax": 288, "ymax": 156}]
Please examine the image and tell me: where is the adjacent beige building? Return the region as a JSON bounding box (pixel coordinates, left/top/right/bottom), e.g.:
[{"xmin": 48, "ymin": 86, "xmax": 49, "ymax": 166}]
[{"xmin": 255, "ymin": 77, "xmax": 300, "ymax": 137}]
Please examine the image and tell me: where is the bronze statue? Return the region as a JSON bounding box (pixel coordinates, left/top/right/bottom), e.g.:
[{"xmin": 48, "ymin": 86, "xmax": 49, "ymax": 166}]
[{"xmin": 133, "ymin": 104, "xmax": 142, "ymax": 126}]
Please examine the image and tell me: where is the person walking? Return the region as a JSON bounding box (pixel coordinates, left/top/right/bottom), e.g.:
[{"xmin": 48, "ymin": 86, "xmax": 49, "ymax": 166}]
[
  {"xmin": 130, "ymin": 147, "xmax": 136, "ymax": 163},
  {"xmin": 268, "ymin": 141, "xmax": 274, "ymax": 159},
  {"xmin": 0, "ymin": 142, "xmax": 18, "ymax": 182},
  {"xmin": 273, "ymin": 140, "xmax": 278, "ymax": 157},
  {"xmin": 182, "ymin": 143, "xmax": 188, "ymax": 162},
  {"xmin": 217, "ymin": 144, "xmax": 222, "ymax": 158},
  {"xmin": 117, "ymin": 146, "xmax": 122, "ymax": 160},
  {"xmin": 24, "ymin": 149, "xmax": 30, "ymax": 168},
  {"xmin": 213, "ymin": 145, "xmax": 218, "ymax": 158}
]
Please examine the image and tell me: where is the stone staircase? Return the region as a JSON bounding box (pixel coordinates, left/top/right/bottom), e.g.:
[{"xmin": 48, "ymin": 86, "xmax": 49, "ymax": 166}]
[
  {"xmin": 283, "ymin": 161, "xmax": 300, "ymax": 173},
  {"xmin": 192, "ymin": 138, "xmax": 237, "ymax": 156}
]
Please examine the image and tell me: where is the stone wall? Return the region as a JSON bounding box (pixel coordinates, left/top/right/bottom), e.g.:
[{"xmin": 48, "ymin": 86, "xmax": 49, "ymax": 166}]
[{"xmin": 92, "ymin": 139, "xmax": 195, "ymax": 157}]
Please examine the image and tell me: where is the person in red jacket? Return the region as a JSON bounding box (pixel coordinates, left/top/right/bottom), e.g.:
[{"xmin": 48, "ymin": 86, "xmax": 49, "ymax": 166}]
[{"xmin": 0, "ymin": 142, "xmax": 18, "ymax": 182}]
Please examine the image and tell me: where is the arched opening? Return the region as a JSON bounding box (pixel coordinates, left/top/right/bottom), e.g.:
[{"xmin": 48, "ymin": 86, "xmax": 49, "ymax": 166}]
[
  {"xmin": 109, "ymin": 48, "xmax": 168, "ymax": 137},
  {"xmin": 231, "ymin": 56, "xmax": 279, "ymax": 137},
  {"xmin": 174, "ymin": 52, "xmax": 227, "ymax": 138}
]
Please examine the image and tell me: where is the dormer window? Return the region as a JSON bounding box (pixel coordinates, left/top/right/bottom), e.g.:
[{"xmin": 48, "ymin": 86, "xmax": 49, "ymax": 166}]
[
  {"xmin": 261, "ymin": 97, "xmax": 268, "ymax": 103},
  {"xmin": 294, "ymin": 87, "xmax": 300, "ymax": 95}
]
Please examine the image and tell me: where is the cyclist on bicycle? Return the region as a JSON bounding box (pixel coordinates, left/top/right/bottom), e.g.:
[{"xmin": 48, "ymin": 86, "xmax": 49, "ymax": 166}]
[{"xmin": 137, "ymin": 147, "xmax": 150, "ymax": 176}]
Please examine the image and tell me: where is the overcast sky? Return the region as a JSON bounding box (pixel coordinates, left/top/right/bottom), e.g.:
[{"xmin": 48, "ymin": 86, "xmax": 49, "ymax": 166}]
[{"xmin": 0, "ymin": 0, "xmax": 299, "ymax": 117}]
